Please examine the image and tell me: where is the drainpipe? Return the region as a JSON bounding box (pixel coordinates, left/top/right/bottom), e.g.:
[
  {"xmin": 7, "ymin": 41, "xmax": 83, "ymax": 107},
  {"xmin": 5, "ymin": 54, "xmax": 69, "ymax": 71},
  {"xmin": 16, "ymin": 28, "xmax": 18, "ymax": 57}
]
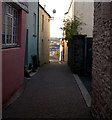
[
  {"xmin": 84, "ymin": 35, "xmax": 87, "ymax": 75},
  {"xmin": 37, "ymin": 0, "xmax": 40, "ymax": 67}
]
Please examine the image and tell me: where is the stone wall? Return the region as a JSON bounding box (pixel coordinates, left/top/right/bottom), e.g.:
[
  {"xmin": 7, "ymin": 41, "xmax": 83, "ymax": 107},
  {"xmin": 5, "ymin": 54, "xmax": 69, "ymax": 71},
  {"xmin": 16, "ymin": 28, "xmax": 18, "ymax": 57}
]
[
  {"xmin": 68, "ymin": 35, "xmax": 86, "ymax": 74},
  {"xmin": 92, "ymin": 2, "xmax": 112, "ymax": 119},
  {"xmin": 68, "ymin": 35, "xmax": 92, "ymax": 75}
]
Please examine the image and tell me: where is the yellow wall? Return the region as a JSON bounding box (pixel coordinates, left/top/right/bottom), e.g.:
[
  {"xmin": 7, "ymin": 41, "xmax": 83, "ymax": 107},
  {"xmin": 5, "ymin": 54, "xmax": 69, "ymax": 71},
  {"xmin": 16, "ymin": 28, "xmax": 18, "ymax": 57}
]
[
  {"xmin": 64, "ymin": 40, "xmax": 68, "ymax": 62},
  {"xmin": 39, "ymin": 6, "xmax": 50, "ymax": 66}
]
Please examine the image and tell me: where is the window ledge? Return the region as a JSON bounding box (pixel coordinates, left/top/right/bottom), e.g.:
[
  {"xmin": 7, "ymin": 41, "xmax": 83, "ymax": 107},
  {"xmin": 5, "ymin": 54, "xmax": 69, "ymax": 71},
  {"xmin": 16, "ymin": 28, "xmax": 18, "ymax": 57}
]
[
  {"xmin": 33, "ymin": 34, "xmax": 37, "ymax": 37},
  {"xmin": 2, "ymin": 44, "xmax": 20, "ymax": 49}
]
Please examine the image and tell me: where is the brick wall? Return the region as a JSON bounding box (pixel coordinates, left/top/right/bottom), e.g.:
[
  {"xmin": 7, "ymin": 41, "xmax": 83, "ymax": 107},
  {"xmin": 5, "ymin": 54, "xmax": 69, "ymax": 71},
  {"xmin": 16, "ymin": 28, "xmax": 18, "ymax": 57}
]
[{"xmin": 92, "ymin": 2, "xmax": 112, "ymax": 119}]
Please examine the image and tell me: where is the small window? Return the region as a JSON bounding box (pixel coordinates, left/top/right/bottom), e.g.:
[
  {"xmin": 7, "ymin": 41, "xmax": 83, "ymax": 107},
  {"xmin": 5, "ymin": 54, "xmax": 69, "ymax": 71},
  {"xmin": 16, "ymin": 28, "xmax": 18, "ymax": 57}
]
[
  {"xmin": 2, "ymin": 3, "xmax": 18, "ymax": 47},
  {"xmin": 33, "ymin": 13, "xmax": 36, "ymax": 36},
  {"xmin": 42, "ymin": 15, "xmax": 44, "ymax": 31}
]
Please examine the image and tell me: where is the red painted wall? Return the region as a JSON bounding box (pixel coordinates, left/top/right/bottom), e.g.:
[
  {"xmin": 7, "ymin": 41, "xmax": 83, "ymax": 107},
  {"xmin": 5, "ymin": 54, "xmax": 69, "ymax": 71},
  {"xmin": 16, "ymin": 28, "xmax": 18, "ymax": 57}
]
[{"xmin": 2, "ymin": 9, "xmax": 27, "ymax": 106}]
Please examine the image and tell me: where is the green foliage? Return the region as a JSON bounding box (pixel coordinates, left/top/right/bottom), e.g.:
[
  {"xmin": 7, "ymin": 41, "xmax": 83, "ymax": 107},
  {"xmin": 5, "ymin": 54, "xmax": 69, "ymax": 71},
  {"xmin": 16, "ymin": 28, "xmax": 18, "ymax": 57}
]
[
  {"xmin": 61, "ymin": 16, "xmax": 83, "ymax": 41},
  {"xmin": 53, "ymin": 48, "xmax": 60, "ymax": 60}
]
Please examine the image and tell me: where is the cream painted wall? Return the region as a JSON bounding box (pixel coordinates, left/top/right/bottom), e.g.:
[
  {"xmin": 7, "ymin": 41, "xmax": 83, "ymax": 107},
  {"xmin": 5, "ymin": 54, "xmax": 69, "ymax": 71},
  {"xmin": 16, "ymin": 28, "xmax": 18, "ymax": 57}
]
[
  {"xmin": 39, "ymin": 6, "xmax": 50, "ymax": 66},
  {"xmin": 74, "ymin": 2, "xmax": 94, "ymax": 37}
]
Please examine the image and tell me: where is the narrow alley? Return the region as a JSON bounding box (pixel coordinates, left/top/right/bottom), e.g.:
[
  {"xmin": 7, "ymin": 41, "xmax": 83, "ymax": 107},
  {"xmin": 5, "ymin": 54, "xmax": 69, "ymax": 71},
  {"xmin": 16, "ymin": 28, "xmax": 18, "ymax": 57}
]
[
  {"xmin": 1, "ymin": 1, "xmax": 112, "ymax": 119},
  {"xmin": 3, "ymin": 61, "xmax": 92, "ymax": 119}
]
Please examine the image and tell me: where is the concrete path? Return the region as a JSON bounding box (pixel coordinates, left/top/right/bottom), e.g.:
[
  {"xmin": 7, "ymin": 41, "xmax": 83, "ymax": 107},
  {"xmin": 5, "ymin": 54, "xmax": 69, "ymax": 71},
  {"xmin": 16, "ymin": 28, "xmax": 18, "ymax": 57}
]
[{"xmin": 3, "ymin": 61, "xmax": 92, "ymax": 119}]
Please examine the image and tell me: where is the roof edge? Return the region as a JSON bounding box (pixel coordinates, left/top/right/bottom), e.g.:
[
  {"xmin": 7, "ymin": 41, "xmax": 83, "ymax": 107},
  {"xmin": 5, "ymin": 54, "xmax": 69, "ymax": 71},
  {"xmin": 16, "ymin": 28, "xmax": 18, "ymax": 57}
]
[{"xmin": 39, "ymin": 4, "xmax": 51, "ymax": 18}]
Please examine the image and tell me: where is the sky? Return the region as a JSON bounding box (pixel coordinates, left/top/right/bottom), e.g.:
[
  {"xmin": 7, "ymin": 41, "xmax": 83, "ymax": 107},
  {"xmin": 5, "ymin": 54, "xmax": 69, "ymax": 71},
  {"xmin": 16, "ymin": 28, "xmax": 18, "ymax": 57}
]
[{"xmin": 39, "ymin": 0, "xmax": 71, "ymax": 38}]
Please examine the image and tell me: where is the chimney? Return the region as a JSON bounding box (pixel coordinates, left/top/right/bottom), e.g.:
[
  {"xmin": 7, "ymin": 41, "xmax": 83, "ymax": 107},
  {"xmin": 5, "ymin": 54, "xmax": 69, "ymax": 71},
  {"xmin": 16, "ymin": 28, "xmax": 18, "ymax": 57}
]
[{"xmin": 44, "ymin": 5, "xmax": 46, "ymax": 9}]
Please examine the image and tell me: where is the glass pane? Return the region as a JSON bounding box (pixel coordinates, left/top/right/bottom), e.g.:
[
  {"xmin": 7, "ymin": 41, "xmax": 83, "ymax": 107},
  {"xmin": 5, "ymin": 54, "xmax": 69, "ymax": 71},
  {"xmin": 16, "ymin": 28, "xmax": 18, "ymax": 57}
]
[
  {"xmin": 2, "ymin": 34, "xmax": 5, "ymax": 44},
  {"xmin": 7, "ymin": 35, "xmax": 11, "ymax": 43},
  {"xmin": 15, "ymin": 36, "xmax": 17, "ymax": 43},
  {"xmin": 11, "ymin": 7, "xmax": 13, "ymax": 15},
  {"xmin": 16, "ymin": 11, "xmax": 18, "ymax": 18},
  {"xmin": 2, "ymin": 9, "xmax": 5, "ymax": 24},
  {"xmin": 2, "ymin": 13, "xmax": 5, "ymax": 24},
  {"xmin": 6, "ymin": 35, "xmax": 9, "ymax": 43},
  {"xmin": 9, "ymin": 17, "xmax": 11, "ymax": 25},
  {"xmin": 10, "ymin": 18, "xmax": 12, "ymax": 26},
  {"xmin": 6, "ymin": 25, "xmax": 9, "ymax": 34},
  {"xmin": 9, "ymin": 26, "xmax": 12, "ymax": 35},
  {"xmin": 14, "ymin": 10, "xmax": 16, "ymax": 18},
  {"xmin": 2, "ymin": 24, "xmax": 5, "ymax": 34},
  {"xmin": 9, "ymin": 35, "xmax": 11, "ymax": 43},
  {"xmin": 13, "ymin": 18, "xmax": 16, "ymax": 26},
  {"xmin": 13, "ymin": 36, "xmax": 15, "ymax": 43},
  {"xmin": 8, "ymin": 17, "xmax": 12, "ymax": 26},
  {"xmin": 13, "ymin": 27, "xmax": 16, "ymax": 35},
  {"xmin": 7, "ymin": 17, "xmax": 10, "ymax": 25},
  {"xmin": 6, "ymin": 5, "xmax": 9, "ymax": 14},
  {"xmin": 13, "ymin": 27, "xmax": 14, "ymax": 35},
  {"xmin": 8, "ymin": 6, "xmax": 10, "ymax": 14},
  {"xmin": 2, "ymin": 3, "xmax": 6, "ymax": 15},
  {"xmin": 9, "ymin": 6, "xmax": 11, "ymax": 14}
]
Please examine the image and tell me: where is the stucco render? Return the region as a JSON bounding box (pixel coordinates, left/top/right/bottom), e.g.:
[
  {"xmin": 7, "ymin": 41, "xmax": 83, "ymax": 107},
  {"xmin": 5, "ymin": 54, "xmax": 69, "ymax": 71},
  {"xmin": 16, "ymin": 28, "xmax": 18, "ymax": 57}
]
[
  {"xmin": 2, "ymin": 9, "xmax": 27, "ymax": 107},
  {"xmin": 64, "ymin": 41, "xmax": 68, "ymax": 62},
  {"xmin": 92, "ymin": 2, "xmax": 112, "ymax": 119},
  {"xmin": 0, "ymin": 1, "xmax": 2, "ymax": 119},
  {"xmin": 25, "ymin": 2, "xmax": 38, "ymax": 66},
  {"xmin": 39, "ymin": 5, "xmax": 50, "ymax": 66},
  {"xmin": 74, "ymin": 2, "xmax": 94, "ymax": 37},
  {"xmin": 63, "ymin": 13, "xmax": 69, "ymax": 62}
]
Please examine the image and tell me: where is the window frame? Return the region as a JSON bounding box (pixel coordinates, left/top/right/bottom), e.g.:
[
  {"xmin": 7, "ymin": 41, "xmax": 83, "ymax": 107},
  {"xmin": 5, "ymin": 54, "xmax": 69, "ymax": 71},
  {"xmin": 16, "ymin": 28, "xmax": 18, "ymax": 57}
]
[
  {"xmin": 2, "ymin": 3, "xmax": 18, "ymax": 48},
  {"xmin": 42, "ymin": 15, "xmax": 44, "ymax": 31},
  {"xmin": 33, "ymin": 13, "xmax": 36, "ymax": 37}
]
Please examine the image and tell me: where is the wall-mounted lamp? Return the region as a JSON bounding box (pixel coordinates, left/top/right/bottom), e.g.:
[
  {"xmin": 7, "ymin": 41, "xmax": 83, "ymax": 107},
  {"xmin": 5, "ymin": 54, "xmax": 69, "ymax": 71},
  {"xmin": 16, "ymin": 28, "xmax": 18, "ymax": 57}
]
[{"xmin": 50, "ymin": 9, "xmax": 56, "ymax": 20}]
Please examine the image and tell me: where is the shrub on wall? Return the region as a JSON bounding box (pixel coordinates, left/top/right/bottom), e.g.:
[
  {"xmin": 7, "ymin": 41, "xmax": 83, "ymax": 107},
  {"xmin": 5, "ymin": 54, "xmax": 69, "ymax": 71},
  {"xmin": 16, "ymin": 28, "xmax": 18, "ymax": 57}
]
[{"xmin": 61, "ymin": 16, "xmax": 85, "ymax": 41}]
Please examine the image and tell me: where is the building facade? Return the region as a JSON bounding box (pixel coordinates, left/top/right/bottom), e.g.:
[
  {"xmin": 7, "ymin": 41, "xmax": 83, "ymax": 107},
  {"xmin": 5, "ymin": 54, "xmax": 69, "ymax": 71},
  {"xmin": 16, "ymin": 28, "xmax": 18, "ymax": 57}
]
[
  {"xmin": 63, "ymin": 40, "xmax": 68, "ymax": 62},
  {"xmin": 66, "ymin": 0, "xmax": 94, "ymax": 37},
  {"xmin": 25, "ymin": 2, "xmax": 39, "ymax": 68},
  {"xmin": 92, "ymin": 2, "xmax": 112, "ymax": 119},
  {"xmin": 2, "ymin": 2, "xmax": 28, "ymax": 107},
  {"xmin": 63, "ymin": 11, "xmax": 71, "ymax": 62},
  {"xmin": 73, "ymin": 1, "xmax": 94, "ymax": 37},
  {"xmin": 39, "ymin": 4, "xmax": 51, "ymax": 66}
]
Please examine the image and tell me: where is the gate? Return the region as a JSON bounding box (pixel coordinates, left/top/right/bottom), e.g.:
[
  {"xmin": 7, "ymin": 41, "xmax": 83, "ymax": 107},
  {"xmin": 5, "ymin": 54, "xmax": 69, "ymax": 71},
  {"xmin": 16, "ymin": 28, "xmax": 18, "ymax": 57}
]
[{"xmin": 68, "ymin": 35, "xmax": 93, "ymax": 75}]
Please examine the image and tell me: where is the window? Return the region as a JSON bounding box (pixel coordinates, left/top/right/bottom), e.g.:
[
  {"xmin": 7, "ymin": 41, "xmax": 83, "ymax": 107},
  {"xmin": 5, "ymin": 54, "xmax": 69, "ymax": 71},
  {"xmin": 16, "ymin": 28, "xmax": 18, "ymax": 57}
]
[
  {"xmin": 42, "ymin": 15, "xmax": 44, "ymax": 31},
  {"xmin": 2, "ymin": 3, "xmax": 18, "ymax": 47},
  {"xmin": 33, "ymin": 13, "xmax": 36, "ymax": 36}
]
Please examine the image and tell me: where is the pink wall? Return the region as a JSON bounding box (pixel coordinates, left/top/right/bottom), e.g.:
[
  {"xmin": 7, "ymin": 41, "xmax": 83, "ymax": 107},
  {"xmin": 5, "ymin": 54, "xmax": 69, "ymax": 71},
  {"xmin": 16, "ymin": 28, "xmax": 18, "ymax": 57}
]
[{"xmin": 2, "ymin": 9, "xmax": 27, "ymax": 106}]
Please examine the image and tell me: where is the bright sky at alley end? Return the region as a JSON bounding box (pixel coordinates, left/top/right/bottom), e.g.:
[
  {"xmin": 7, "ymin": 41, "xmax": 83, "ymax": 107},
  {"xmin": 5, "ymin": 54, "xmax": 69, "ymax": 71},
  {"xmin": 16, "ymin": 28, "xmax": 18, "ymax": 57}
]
[{"xmin": 40, "ymin": 0, "xmax": 72, "ymax": 38}]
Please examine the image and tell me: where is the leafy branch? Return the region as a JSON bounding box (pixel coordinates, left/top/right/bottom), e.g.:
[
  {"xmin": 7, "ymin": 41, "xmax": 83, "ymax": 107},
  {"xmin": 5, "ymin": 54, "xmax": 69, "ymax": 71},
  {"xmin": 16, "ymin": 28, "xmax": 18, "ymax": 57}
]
[{"xmin": 60, "ymin": 16, "xmax": 85, "ymax": 41}]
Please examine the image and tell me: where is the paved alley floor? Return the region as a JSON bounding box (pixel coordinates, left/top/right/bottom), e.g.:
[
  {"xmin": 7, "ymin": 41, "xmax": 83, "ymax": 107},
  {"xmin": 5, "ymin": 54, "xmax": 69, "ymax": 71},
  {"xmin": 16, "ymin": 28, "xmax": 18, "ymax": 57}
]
[{"xmin": 3, "ymin": 61, "xmax": 92, "ymax": 119}]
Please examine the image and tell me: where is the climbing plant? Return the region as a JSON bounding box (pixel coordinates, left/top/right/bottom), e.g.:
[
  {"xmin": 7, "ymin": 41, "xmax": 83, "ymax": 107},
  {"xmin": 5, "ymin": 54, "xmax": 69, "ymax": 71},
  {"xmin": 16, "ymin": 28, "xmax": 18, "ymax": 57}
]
[{"xmin": 61, "ymin": 16, "xmax": 84, "ymax": 41}]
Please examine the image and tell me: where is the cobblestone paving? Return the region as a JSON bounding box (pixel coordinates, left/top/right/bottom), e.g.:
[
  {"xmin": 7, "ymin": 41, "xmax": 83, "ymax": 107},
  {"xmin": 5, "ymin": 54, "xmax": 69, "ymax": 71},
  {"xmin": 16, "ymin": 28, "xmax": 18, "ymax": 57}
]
[{"xmin": 3, "ymin": 61, "xmax": 92, "ymax": 119}]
